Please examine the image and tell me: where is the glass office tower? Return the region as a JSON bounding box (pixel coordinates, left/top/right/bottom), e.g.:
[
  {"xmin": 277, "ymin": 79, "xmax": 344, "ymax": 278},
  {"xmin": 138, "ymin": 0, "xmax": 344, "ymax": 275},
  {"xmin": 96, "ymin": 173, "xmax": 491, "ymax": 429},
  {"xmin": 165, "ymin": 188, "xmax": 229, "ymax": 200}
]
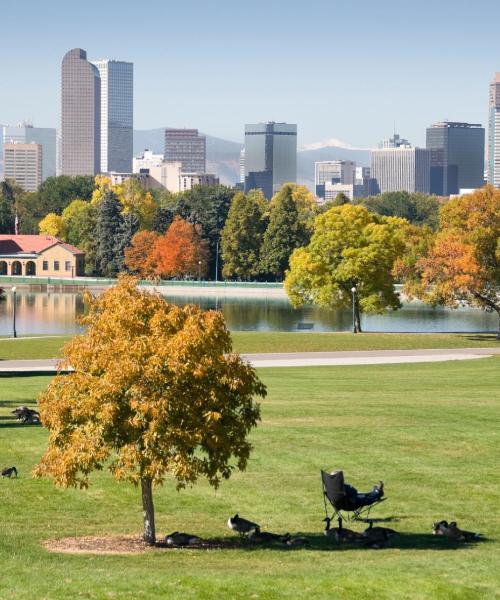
[
  {"xmin": 426, "ymin": 122, "xmax": 485, "ymax": 195},
  {"xmin": 488, "ymin": 73, "xmax": 500, "ymax": 187},
  {"xmin": 244, "ymin": 122, "xmax": 297, "ymax": 199},
  {"xmin": 91, "ymin": 59, "xmax": 133, "ymax": 173}
]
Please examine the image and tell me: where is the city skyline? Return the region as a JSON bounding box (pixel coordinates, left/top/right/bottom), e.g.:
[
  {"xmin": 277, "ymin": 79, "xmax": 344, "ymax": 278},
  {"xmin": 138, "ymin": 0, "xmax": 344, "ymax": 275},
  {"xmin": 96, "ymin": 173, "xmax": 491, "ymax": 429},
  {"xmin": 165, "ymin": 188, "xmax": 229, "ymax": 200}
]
[{"xmin": 2, "ymin": 0, "xmax": 500, "ymax": 147}]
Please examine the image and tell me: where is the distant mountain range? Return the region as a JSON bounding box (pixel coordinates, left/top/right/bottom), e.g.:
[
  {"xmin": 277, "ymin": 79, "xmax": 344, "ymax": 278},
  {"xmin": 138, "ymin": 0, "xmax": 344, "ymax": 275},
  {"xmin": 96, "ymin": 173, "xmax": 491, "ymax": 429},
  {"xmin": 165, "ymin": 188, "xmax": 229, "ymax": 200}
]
[{"xmin": 133, "ymin": 128, "xmax": 371, "ymax": 190}]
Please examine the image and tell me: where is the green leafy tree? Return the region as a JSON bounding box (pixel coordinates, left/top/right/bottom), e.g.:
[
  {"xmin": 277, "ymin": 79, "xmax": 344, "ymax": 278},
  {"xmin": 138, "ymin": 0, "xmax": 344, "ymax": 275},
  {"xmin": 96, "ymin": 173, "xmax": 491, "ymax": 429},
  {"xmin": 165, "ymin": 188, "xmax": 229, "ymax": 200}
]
[
  {"xmin": 34, "ymin": 277, "xmax": 266, "ymax": 544},
  {"xmin": 332, "ymin": 192, "xmax": 350, "ymax": 206},
  {"xmin": 285, "ymin": 204, "xmax": 407, "ymax": 332},
  {"xmin": 359, "ymin": 191, "xmax": 440, "ymax": 229},
  {"xmin": 221, "ymin": 190, "xmax": 268, "ymax": 280},
  {"xmin": 114, "ymin": 212, "xmax": 140, "ymax": 273},
  {"xmin": 260, "ymin": 184, "xmax": 312, "ymax": 281},
  {"xmin": 94, "ymin": 191, "xmax": 124, "ymax": 277},
  {"xmin": 0, "ymin": 181, "xmax": 16, "ymax": 234},
  {"xmin": 62, "ymin": 200, "xmax": 97, "ymax": 274}
]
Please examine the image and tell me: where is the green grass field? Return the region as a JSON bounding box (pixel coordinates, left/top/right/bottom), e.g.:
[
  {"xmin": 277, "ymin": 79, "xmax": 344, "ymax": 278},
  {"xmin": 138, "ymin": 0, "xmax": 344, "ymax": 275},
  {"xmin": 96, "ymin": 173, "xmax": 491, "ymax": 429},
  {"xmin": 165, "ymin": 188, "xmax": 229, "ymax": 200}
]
[
  {"xmin": 0, "ymin": 331, "xmax": 498, "ymax": 361},
  {"xmin": 1, "ymin": 359, "xmax": 499, "ymax": 599}
]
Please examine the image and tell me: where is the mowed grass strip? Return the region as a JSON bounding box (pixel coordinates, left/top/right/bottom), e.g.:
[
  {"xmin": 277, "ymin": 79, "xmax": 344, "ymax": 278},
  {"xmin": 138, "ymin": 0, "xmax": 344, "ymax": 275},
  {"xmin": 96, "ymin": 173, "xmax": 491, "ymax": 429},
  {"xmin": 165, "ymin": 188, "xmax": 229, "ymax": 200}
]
[
  {"xmin": 0, "ymin": 331, "xmax": 498, "ymax": 361},
  {"xmin": 0, "ymin": 358, "xmax": 499, "ymax": 599}
]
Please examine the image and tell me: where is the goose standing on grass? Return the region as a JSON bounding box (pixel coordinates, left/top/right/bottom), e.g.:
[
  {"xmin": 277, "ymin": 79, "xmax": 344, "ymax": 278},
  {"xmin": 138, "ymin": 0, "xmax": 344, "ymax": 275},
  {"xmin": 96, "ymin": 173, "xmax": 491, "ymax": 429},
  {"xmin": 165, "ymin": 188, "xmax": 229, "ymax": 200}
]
[{"xmin": 227, "ymin": 514, "xmax": 259, "ymax": 535}]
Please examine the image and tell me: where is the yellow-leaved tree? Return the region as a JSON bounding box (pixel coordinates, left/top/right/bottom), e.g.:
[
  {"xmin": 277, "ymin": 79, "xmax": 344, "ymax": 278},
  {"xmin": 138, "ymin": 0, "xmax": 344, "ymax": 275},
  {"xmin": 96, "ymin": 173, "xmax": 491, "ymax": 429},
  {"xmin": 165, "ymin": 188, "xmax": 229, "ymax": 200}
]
[{"xmin": 34, "ymin": 277, "xmax": 266, "ymax": 544}]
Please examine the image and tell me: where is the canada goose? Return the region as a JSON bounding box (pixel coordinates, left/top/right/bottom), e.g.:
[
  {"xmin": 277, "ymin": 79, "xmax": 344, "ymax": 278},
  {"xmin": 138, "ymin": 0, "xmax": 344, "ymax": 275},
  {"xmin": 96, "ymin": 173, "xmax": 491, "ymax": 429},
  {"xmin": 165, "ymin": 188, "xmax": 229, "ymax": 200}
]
[
  {"xmin": 165, "ymin": 531, "xmax": 202, "ymax": 546},
  {"xmin": 248, "ymin": 527, "xmax": 287, "ymax": 544},
  {"xmin": 285, "ymin": 535, "xmax": 310, "ymax": 547},
  {"xmin": 227, "ymin": 514, "xmax": 259, "ymax": 535},
  {"xmin": 328, "ymin": 517, "xmax": 364, "ymax": 543},
  {"xmin": 364, "ymin": 520, "xmax": 397, "ymax": 538},
  {"xmin": 322, "ymin": 517, "xmax": 337, "ymax": 538},
  {"xmin": 432, "ymin": 520, "xmax": 481, "ymax": 541},
  {"xmin": 1, "ymin": 467, "xmax": 17, "ymax": 478}
]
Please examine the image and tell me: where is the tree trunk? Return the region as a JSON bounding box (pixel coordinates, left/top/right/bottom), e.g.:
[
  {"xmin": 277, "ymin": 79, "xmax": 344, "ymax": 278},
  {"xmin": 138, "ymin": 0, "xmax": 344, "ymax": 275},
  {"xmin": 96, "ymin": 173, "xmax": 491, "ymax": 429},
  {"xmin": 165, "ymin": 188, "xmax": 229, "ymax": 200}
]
[
  {"xmin": 355, "ymin": 301, "xmax": 362, "ymax": 333},
  {"xmin": 141, "ymin": 477, "xmax": 156, "ymax": 545}
]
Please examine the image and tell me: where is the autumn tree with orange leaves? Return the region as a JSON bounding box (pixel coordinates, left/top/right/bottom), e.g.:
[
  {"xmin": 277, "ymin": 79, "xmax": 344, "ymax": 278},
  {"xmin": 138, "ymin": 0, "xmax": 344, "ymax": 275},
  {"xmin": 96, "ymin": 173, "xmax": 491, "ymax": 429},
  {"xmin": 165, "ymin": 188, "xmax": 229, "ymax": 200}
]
[
  {"xmin": 34, "ymin": 277, "xmax": 266, "ymax": 544},
  {"xmin": 124, "ymin": 230, "xmax": 159, "ymax": 277},
  {"xmin": 396, "ymin": 186, "xmax": 500, "ymax": 336},
  {"xmin": 150, "ymin": 216, "xmax": 209, "ymax": 280}
]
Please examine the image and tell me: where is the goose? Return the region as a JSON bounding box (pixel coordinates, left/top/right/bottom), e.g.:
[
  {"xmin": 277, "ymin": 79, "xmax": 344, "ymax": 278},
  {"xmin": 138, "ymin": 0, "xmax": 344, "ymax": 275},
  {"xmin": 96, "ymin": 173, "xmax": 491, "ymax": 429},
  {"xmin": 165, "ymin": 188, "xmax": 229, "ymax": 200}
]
[
  {"xmin": 227, "ymin": 514, "xmax": 259, "ymax": 535},
  {"xmin": 326, "ymin": 517, "xmax": 364, "ymax": 543},
  {"xmin": 1, "ymin": 466, "xmax": 17, "ymax": 478},
  {"xmin": 433, "ymin": 520, "xmax": 481, "ymax": 541},
  {"xmin": 363, "ymin": 520, "xmax": 397, "ymax": 538},
  {"xmin": 248, "ymin": 526, "xmax": 287, "ymax": 544},
  {"xmin": 285, "ymin": 535, "xmax": 310, "ymax": 547},
  {"xmin": 165, "ymin": 531, "xmax": 202, "ymax": 546}
]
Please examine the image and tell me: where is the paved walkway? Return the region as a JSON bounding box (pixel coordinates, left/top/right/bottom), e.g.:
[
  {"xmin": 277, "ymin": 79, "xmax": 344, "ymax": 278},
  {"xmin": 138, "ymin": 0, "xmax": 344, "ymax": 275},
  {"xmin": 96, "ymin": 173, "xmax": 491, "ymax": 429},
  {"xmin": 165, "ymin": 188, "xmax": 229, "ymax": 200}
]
[{"xmin": 0, "ymin": 348, "xmax": 498, "ymax": 372}]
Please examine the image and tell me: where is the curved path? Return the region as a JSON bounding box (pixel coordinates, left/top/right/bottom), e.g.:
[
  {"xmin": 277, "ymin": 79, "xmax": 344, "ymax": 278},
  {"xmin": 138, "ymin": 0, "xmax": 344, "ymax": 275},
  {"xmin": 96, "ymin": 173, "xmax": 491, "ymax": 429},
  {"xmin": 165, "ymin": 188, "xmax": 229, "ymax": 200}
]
[{"xmin": 0, "ymin": 348, "xmax": 498, "ymax": 373}]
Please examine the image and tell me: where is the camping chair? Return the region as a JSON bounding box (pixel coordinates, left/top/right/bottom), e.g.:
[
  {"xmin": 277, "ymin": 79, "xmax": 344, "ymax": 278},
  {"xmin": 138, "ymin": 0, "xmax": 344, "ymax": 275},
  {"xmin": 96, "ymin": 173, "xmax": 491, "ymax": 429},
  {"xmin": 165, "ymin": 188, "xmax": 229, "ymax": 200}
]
[{"xmin": 321, "ymin": 470, "xmax": 386, "ymax": 523}]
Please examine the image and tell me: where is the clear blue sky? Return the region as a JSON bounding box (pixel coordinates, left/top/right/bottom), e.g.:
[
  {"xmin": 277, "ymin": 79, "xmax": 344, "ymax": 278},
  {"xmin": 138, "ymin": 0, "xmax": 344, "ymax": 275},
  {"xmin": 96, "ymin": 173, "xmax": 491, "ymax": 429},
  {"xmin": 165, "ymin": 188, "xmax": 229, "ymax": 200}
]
[{"xmin": 1, "ymin": 0, "xmax": 499, "ymax": 147}]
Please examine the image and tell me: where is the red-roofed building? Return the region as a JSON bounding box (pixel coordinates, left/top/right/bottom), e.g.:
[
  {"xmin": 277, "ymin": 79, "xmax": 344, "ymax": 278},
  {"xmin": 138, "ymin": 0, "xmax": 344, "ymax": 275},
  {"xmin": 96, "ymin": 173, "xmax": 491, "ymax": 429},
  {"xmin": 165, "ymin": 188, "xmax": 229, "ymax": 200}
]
[{"xmin": 0, "ymin": 235, "xmax": 85, "ymax": 277}]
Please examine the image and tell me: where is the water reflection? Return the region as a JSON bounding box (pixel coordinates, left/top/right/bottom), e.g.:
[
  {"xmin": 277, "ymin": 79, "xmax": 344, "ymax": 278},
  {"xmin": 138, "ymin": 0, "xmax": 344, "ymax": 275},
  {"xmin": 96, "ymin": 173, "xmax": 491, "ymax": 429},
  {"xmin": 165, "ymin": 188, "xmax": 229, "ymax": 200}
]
[{"xmin": 0, "ymin": 290, "xmax": 496, "ymax": 336}]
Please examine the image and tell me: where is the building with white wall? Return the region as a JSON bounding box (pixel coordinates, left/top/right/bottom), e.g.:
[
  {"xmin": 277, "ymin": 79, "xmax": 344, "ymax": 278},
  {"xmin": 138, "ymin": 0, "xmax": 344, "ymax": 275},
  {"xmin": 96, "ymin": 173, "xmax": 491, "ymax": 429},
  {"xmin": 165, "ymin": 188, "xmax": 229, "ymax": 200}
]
[
  {"xmin": 133, "ymin": 150, "xmax": 165, "ymax": 173},
  {"xmin": 371, "ymin": 146, "xmax": 431, "ymax": 194}
]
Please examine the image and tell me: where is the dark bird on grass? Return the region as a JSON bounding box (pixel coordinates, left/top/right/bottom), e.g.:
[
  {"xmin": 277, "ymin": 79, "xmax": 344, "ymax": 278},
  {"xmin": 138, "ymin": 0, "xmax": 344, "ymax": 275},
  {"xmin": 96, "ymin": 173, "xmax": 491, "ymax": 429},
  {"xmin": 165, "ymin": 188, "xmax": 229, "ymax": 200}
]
[
  {"xmin": 248, "ymin": 526, "xmax": 289, "ymax": 544},
  {"xmin": 165, "ymin": 531, "xmax": 202, "ymax": 546},
  {"xmin": 284, "ymin": 535, "xmax": 310, "ymax": 547},
  {"xmin": 432, "ymin": 520, "xmax": 481, "ymax": 541},
  {"xmin": 2, "ymin": 467, "xmax": 17, "ymax": 478},
  {"xmin": 363, "ymin": 520, "xmax": 397, "ymax": 538},
  {"xmin": 227, "ymin": 514, "xmax": 259, "ymax": 535},
  {"xmin": 326, "ymin": 517, "xmax": 364, "ymax": 543}
]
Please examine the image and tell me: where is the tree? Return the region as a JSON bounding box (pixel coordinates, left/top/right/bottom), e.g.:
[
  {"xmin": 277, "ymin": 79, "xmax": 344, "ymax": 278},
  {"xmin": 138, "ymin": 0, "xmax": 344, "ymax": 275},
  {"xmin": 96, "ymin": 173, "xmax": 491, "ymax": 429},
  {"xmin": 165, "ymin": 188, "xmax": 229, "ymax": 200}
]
[
  {"xmin": 38, "ymin": 213, "xmax": 67, "ymax": 238},
  {"xmin": 118, "ymin": 179, "xmax": 157, "ymax": 230},
  {"xmin": 94, "ymin": 191, "xmax": 124, "ymax": 277},
  {"xmin": 221, "ymin": 190, "xmax": 268, "ymax": 280},
  {"xmin": 124, "ymin": 230, "xmax": 160, "ymax": 277},
  {"xmin": 62, "ymin": 200, "xmax": 97, "ymax": 275},
  {"xmin": 114, "ymin": 213, "xmax": 140, "ymax": 274},
  {"xmin": 0, "ymin": 181, "xmax": 16, "ymax": 234},
  {"xmin": 34, "ymin": 175, "xmax": 95, "ymax": 216},
  {"xmin": 260, "ymin": 184, "xmax": 312, "ymax": 281},
  {"xmin": 397, "ymin": 186, "xmax": 500, "ymax": 336},
  {"xmin": 332, "ymin": 192, "xmax": 350, "ymax": 206},
  {"xmin": 150, "ymin": 216, "xmax": 209, "ymax": 279},
  {"xmin": 34, "ymin": 277, "xmax": 266, "ymax": 544},
  {"xmin": 359, "ymin": 191, "xmax": 440, "ymax": 229},
  {"xmin": 285, "ymin": 204, "xmax": 407, "ymax": 332}
]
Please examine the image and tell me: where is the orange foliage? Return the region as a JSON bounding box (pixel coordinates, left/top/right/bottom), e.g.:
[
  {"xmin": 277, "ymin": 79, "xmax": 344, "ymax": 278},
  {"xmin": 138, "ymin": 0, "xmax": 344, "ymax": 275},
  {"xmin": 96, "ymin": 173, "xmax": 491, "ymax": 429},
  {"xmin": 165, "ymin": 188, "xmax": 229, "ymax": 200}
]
[
  {"xmin": 149, "ymin": 216, "xmax": 209, "ymax": 279},
  {"xmin": 124, "ymin": 230, "xmax": 159, "ymax": 277}
]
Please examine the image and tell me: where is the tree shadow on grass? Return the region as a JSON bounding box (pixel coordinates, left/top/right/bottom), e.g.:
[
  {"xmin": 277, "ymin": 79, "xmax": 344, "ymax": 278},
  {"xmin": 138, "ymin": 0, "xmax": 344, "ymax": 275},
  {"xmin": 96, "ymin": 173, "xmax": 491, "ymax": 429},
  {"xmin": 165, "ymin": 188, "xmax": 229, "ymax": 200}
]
[
  {"xmin": 156, "ymin": 533, "xmax": 488, "ymax": 553},
  {"xmin": 461, "ymin": 334, "xmax": 499, "ymax": 343}
]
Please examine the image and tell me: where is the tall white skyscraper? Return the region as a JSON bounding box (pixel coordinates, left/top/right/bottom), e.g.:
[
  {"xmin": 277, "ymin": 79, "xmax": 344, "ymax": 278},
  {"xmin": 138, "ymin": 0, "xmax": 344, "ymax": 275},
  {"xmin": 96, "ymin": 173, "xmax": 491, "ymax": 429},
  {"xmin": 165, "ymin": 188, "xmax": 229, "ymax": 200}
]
[
  {"xmin": 91, "ymin": 59, "xmax": 133, "ymax": 173},
  {"xmin": 488, "ymin": 73, "xmax": 500, "ymax": 186},
  {"xmin": 371, "ymin": 146, "xmax": 431, "ymax": 194}
]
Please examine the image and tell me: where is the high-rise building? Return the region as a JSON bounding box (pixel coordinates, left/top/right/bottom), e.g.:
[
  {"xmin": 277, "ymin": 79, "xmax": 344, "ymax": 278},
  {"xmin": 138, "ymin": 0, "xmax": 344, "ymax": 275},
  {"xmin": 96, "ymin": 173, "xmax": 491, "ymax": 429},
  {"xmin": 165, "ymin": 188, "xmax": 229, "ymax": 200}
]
[
  {"xmin": 371, "ymin": 145, "xmax": 431, "ymax": 194},
  {"xmin": 91, "ymin": 59, "xmax": 133, "ymax": 173},
  {"xmin": 379, "ymin": 133, "xmax": 411, "ymax": 148},
  {"xmin": 2, "ymin": 123, "xmax": 56, "ymax": 182},
  {"xmin": 315, "ymin": 160, "xmax": 356, "ymax": 199},
  {"xmin": 3, "ymin": 142, "xmax": 43, "ymax": 192},
  {"xmin": 426, "ymin": 122, "xmax": 484, "ymax": 196},
  {"xmin": 244, "ymin": 122, "xmax": 297, "ymax": 199},
  {"xmin": 239, "ymin": 148, "xmax": 246, "ymax": 184},
  {"xmin": 488, "ymin": 73, "xmax": 500, "ymax": 186},
  {"xmin": 164, "ymin": 129, "xmax": 206, "ymax": 173},
  {"xmin": 133, "ymin": 150, "xmax": 165, "ymax": 173},
  {"xmin": 61, "ymin": 48, "xmax": 101, "ymax": 176}
]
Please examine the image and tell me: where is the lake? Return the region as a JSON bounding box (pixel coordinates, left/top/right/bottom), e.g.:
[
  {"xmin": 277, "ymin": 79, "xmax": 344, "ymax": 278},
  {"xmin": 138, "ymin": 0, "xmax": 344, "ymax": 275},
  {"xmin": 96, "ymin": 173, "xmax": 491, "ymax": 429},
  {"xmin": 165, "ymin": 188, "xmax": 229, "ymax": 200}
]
[{"xmin": 0, "ymin": 290, "xmax": 497, "ymax": 336}]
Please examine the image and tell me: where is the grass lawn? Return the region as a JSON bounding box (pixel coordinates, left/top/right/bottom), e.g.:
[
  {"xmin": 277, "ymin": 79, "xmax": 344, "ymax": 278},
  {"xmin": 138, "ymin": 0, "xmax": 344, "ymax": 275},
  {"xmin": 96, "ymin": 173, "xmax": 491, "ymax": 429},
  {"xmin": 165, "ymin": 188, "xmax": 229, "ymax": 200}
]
[
  {"xmin": 0, "ymin": 331, "xmax": 498, "ymax": 361},
  {"xmin": 1, "ymin": 359, "xmax": 499, "ymax": 599}
]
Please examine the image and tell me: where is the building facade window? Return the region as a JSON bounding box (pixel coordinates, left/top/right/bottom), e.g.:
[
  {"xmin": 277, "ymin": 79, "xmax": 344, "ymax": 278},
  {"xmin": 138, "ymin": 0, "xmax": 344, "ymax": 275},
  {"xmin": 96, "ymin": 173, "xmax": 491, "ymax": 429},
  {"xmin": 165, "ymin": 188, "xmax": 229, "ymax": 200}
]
[
  {"xmin": 43, "ymin": 261, "xmax": 49, "ymax": 271},
  {"xmin": 54, "ymin": 260, "xmax": 60, "ymax": 271},
  {"xmin": 65, "ymin": 261, "xmax": 71, "ymax": 271}
]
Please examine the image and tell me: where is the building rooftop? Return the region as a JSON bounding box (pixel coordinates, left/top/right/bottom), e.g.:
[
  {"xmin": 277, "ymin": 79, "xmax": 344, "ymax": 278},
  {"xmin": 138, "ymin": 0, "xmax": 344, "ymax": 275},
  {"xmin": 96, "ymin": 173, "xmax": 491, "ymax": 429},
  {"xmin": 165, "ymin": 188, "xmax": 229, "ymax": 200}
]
[{"xmin": 0, "ymin": 235, "xmax": 83, "ymax": 255}]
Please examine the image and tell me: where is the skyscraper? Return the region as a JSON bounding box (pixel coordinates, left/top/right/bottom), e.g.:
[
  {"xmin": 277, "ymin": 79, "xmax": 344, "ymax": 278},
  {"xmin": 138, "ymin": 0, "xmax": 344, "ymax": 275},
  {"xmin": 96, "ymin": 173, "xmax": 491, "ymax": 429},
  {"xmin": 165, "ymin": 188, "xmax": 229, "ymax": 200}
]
[
  {"xmin": 371, "ymin": 145, "xmax": 431, "ymax": 194},
  {"xmin": 91, "ymin": 59, "xmax": 133, "ymax": 173},
  {"xmin": 426, "ymin": 122, "xmax": 484, "ymax": 196},
  {"xmin": 488, "ymin": 73, "xmax": 500, "ymax": 186},
  {"xmin": 164, "ymin": 129, "xmax": 206, "ymax": 173},
  {"xmin": 3, "ymin": 123, "xmax": 56, "ymax": 182},
  {"xmin": 3, "ymin": 142, "xmax": 42, "ymax": 192},
  {"xmin": 61, "ymin": 48, "xmax": 101, "ymax": 176},
  {"xmin": 244, "ymin": 122, "xmax": 297, "ymax": 199}
]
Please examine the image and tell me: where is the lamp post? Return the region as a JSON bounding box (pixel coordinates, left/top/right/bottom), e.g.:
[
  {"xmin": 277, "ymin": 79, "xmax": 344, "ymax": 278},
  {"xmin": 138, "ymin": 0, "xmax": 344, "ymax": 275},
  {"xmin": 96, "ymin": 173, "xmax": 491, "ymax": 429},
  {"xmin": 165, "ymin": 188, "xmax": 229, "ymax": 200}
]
[
  {"xmin": 351, "ymin": 286, "xmax": 357, "ymax": 334},
  {"xmin": 12, "ymin": 286, "xmax": 17, "ymax": 339},
  {"xmin": 215, "ymin": 239, "xmax": 219, "ymax": 283},
  {"xmin": 198, "ymin": 260, "xmax": 202, "ymax": 282}
]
